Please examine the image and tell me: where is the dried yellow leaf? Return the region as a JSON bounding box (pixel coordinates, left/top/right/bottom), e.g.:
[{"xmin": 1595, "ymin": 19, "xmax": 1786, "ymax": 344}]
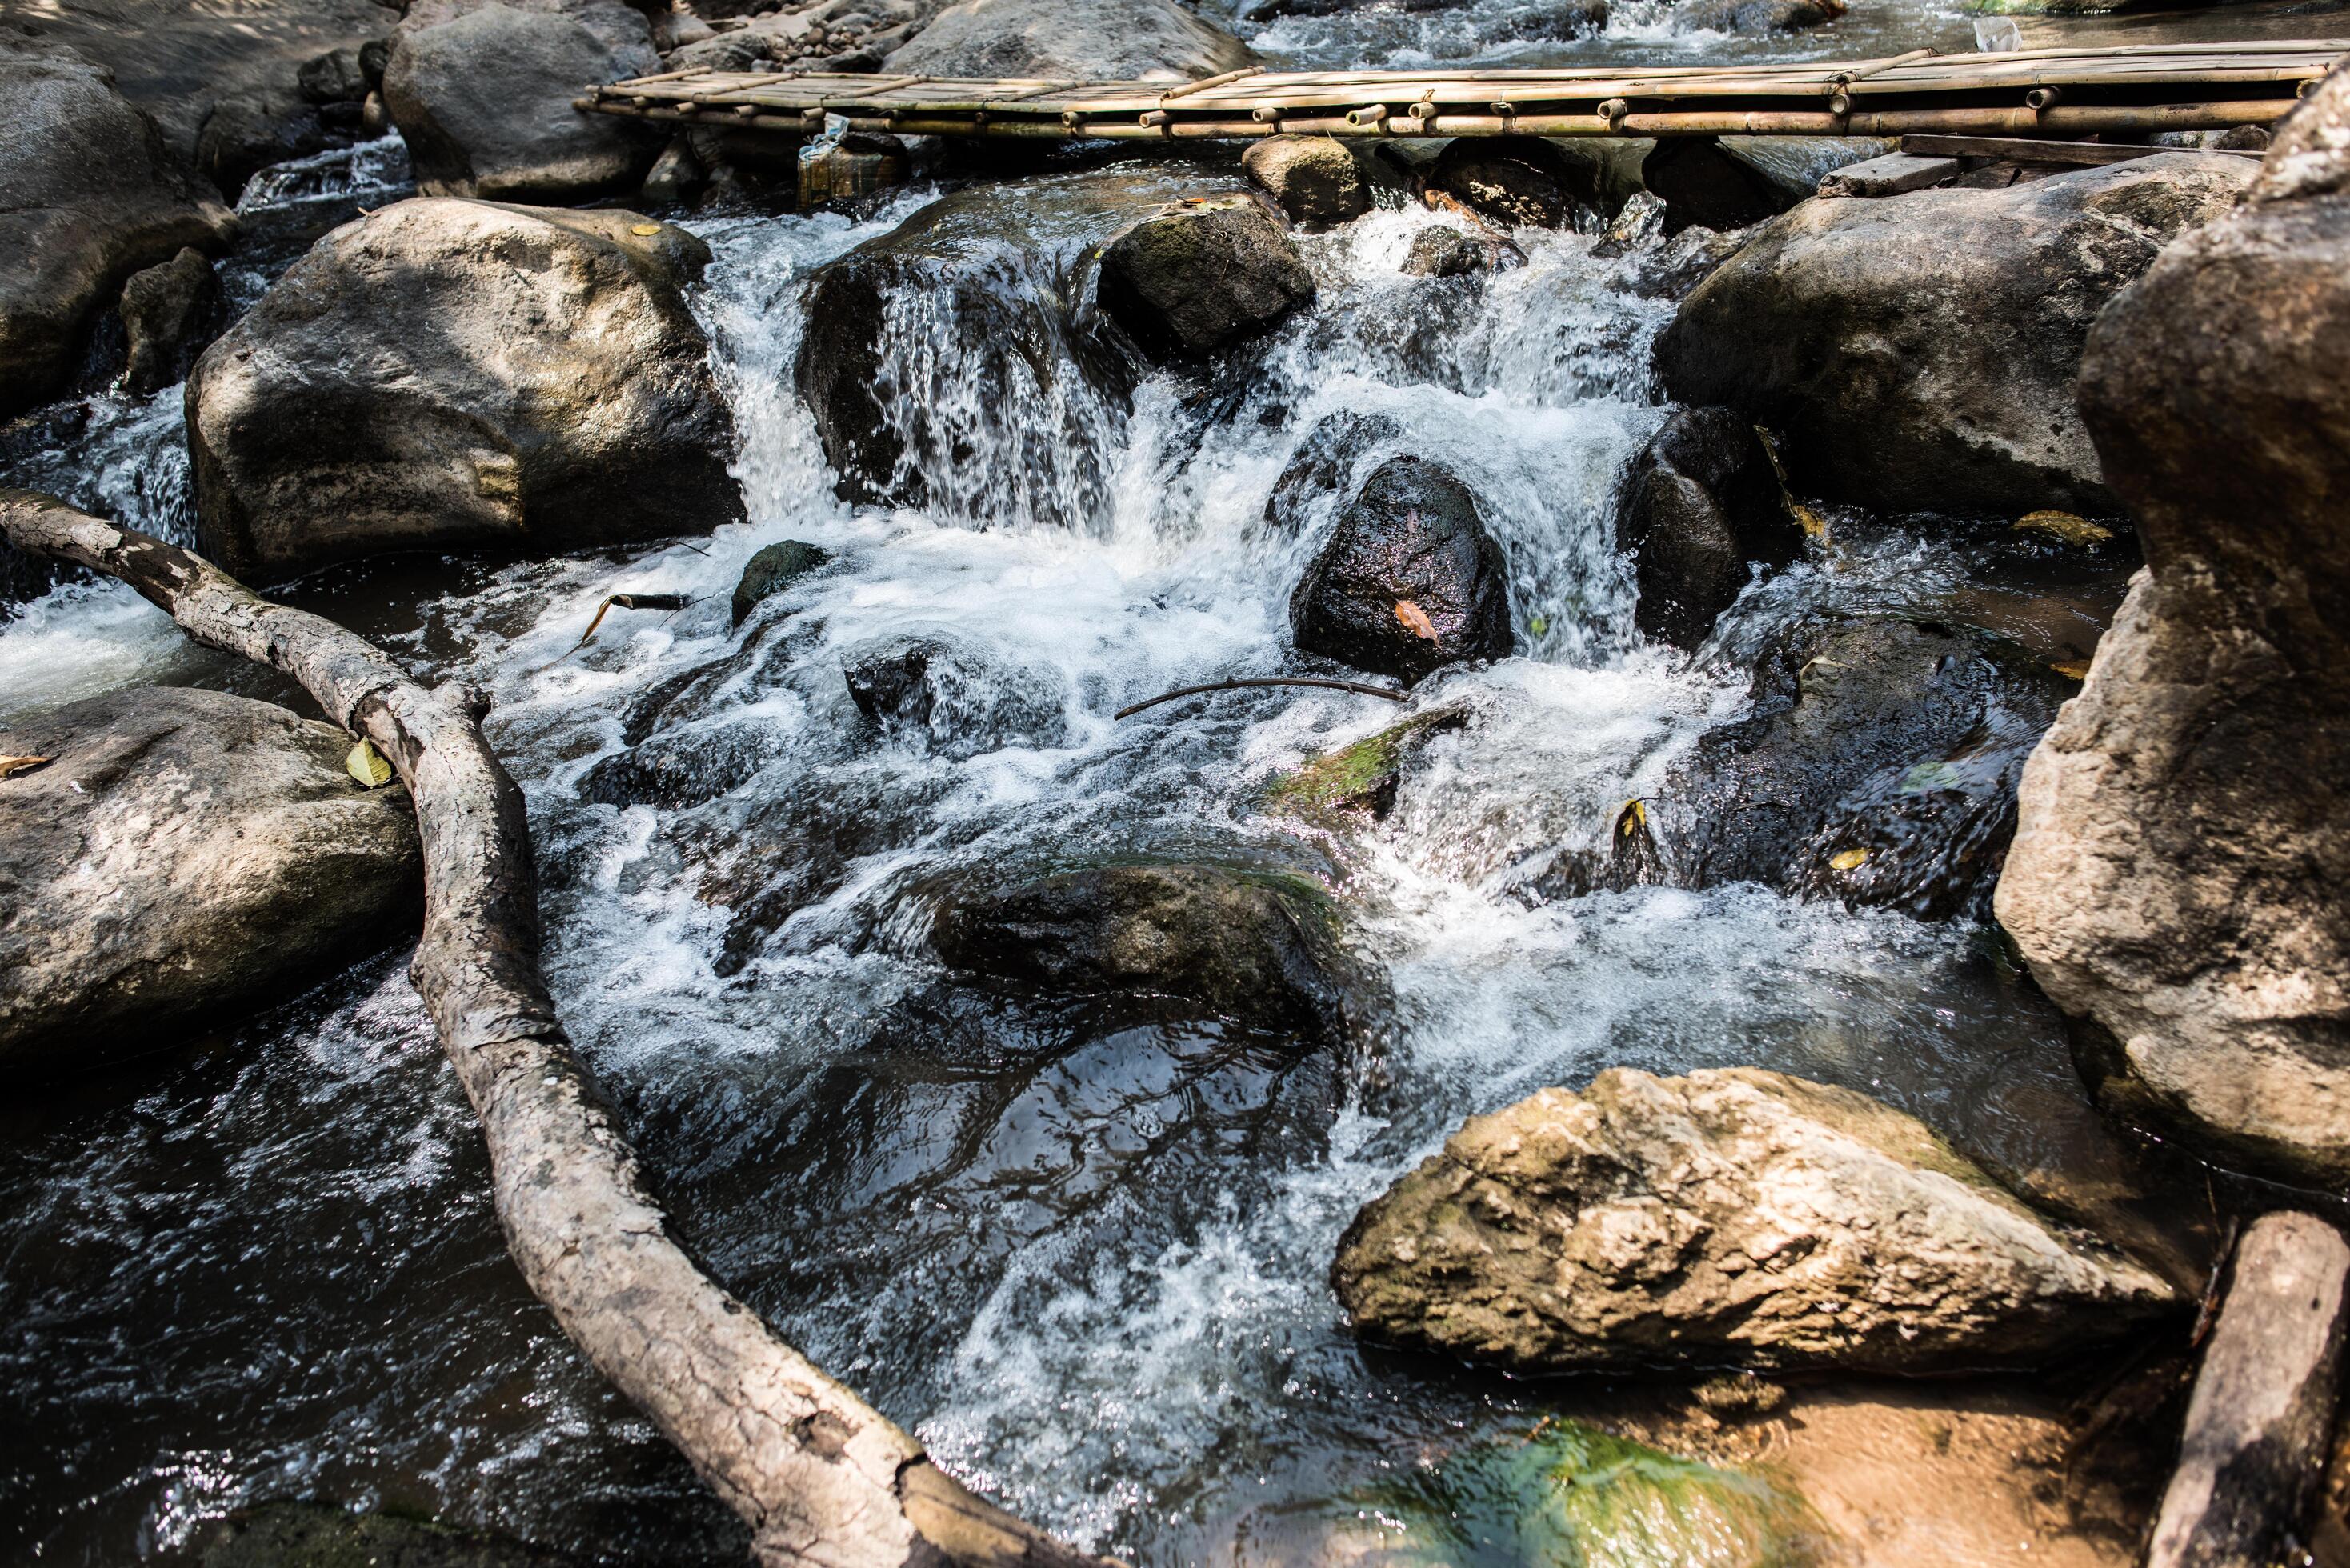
[
  {"xmin": 346, "ymin": 738, "xmax": 394, "ymax": 789},
  {"xmin": 1395, "ymin": 599, "xmax": 1439, "ymax": 642},
  {"xmin": 630, "ymin": 222, "xmax": 663, "ymax": 237},
  {"xmin": 2015, "ymin": 510, "xmax": 2113, "ymax": 546},
  {"xmin": 2051, "ymin": 660, "xmax": 2092, "ymax": 681},
  {"xmin": 1829, "ymin": 847, "xmax": 1870, "ymax": 872},
  {"xmin": 1617, "ymin": 799, "xmax": 1647, "ymax": 838},
  {"xmin": 0, "ymin": 754, "xmax": 52, "ymax": 779}
]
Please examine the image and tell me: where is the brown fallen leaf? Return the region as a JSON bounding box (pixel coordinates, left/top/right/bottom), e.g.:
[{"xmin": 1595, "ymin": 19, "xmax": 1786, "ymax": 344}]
[
  {"xmin": 1395, "ymin": 599, "xmax": 1438, "ymax": 642},
  {"xmin": 0, "ymin": 754, "xmax": 53, "ymax": 780}
]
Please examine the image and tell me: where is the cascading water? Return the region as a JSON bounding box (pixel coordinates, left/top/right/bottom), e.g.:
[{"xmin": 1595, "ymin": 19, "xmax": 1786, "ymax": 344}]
[{"xmin": 2, "ymin": 106, "xmax": 2155, "ymax": 1568}]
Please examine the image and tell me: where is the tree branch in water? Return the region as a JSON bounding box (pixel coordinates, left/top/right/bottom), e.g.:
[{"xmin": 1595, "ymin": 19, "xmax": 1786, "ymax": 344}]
[
  {"xmin": 1115, "ymin": 674, "xmax": 1407, "ymax": 719},
  {"xmin": 0, "ymin": 489, "xmax": 1116, "ymax": 1568}
]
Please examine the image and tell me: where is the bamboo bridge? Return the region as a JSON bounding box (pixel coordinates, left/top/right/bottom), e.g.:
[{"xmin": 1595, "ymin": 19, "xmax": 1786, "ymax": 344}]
[{"xmin": 579, "ymin": 40, "xmax": 2344, "ymax": 144}]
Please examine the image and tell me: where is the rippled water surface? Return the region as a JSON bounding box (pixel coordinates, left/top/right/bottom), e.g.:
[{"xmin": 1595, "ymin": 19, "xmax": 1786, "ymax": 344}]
[{"xmin": 0, "ymin": 27, "xmax": 2191, "ymax": 1566}]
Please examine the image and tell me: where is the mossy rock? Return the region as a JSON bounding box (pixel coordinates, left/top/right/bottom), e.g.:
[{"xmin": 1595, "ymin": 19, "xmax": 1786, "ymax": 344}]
[
  {"xmin": 1336, "ymin": 1420, "xmax": 1824, "ymax": 1567},
  {"xmin": 1262, "ymin": 708, "xmax": 1467, "ymax": 825},
  {"xmin": 198, "ymin": 1502, "xmax": 584, "ymax": 1568}
]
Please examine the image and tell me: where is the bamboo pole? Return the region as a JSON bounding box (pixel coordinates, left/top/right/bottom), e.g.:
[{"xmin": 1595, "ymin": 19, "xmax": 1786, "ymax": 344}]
[{"xmin": 0, "ymin": 491, "xmax": 1118, "ymax": 1568}]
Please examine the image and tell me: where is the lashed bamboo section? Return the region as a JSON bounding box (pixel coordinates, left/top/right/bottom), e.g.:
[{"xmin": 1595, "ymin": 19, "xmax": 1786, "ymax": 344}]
[{"xmin": 579, "ymin": 40, "xmax": 2346, "ymax": 142}]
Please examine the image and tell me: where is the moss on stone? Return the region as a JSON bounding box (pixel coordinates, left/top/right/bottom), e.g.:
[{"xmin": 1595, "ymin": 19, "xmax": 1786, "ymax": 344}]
[{"xmin": 1262, "ymin": 708, "xmax": 1465, "ymax": 823}]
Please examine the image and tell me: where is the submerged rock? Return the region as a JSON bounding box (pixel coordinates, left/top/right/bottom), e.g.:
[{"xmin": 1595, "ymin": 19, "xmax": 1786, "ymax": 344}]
[
  {"xmin": 1291, "ymin": 455, "xmax": 1513, "ymax": 685},
  {"xmin": 1243, "ymin": 135, "xmax": 1370, "ymax": 227},
  {"xmin": 1402, "ymin": 226, "xmax": 1488, "ymax": 278},
  {"xmin": 188, "ymin": 198, "xmax": 741, "ymax": 580},
  {"xmin": 0, "ymin": 686, "xmax": 423, "ymax": 1078},
  {"xmin": 928, "ymin": 861, "xmax": 1381, "ymax": 1049},
  {"xmin": 118, "ymin": 246, "xmax": 226, "ymax": 397},
  {"xmin": 198, "ymin": 1500, "xmax": 584, "ymax": 1566},
  {"xmin": 1655, "ymin": 153, "xmax": 2252, "ymax": 520},
  {"xmin": 1097, "ymin": 196, "xmax": 1315, "ymax": 362},
  {"xmin": 384, "ymin": 0, "xmax": 662, "ymax": 202},
  {"xmin": 883, "ymin": 0, "xmax": 1255, "ymax": 82},
  {"xmin": 1996, "ymin": 68, "xmax": 2350, "ymax": 1188},
  {"xmin": 1616, "ymin": 407, "xmax": 1805, "ymax": 649},
  {"xmin": 1262, "ymin": 410, "xmax": 1403, "ymax": 534},
  {"xmin": 1429, "ymin": 135, "xmax": 1599, "ymax": 229},
  {"xmin": 1332, "ymin": 1067, "xmax": 2180, "ymax": 1374},
  {"xmin": 733, "ymin": 540, "xmax": 830, "ymax": 627},
  {"xmin": 841, "ymin": 631, "xmax": 1070, "ymax": 758},
  {"xmin": 0, "ymin": 47, "xmax": 232, "ymax": 418},
  {"xmin": 1674, "ymin": 0, "xmax": 1846, "ymax": 29}
]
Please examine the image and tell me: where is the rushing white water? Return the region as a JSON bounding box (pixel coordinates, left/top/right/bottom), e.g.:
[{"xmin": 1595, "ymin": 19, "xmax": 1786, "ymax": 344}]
[{"xmin": 1, "ymin": 115, "xmax": 2131, "ymax": 1568}]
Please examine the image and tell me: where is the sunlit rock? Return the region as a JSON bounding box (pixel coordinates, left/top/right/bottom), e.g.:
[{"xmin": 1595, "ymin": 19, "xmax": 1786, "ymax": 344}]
[
  {"xmin": 883, "ymin": 0, "xmax": 1255, "ymax": 82},
  {"xmin": 1333, "ymin": 1067, "xmax": 2180, "ymax": 1373},
  {"xmin": 1243, "ymin": 135, "xmax": 1371, "ymax": 227}
]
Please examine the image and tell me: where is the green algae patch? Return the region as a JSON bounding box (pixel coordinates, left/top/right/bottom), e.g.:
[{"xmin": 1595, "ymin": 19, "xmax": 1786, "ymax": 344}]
[
  {"xmin": 1263, "ymin": 708, "xmax": 1467, "ymax": 824},
  {"xmin": 1337, "ymin": 1421, "xmax": 1824, "ymax": 1568}
]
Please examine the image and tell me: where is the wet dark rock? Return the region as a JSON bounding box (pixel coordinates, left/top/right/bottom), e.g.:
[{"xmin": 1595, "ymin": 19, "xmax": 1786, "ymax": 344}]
[
  {"xmin": 1263, "ymin": 410, "xmax": 1403, "ymax": 534},
  {"xmin": 797, "ymin": 131, "xmax": 911, "ymax": 212},
  {"xmin": 883, "ymin": 0, "xmax": 1255, "ymax": 82},
  {"xmin": 384, "ymin": 0, "xmax": 662, "ymax": 202},
  {"xmin": 118, "ymin": 246, "xmax": 226, "ymax": 397},
  {"xmin": 0, "ymin": 46, "xmax": 232, "ymax": 419},
  {"xmin": 841, "ymin": 632, "xmax": 1070, "ymax": 758},
  {"xmin": 1098, "ymin": 196, "xmax": 1315, "ymax": 362},
  {"xmin": 1290, "ymin": 455, "xmax": 1513, "ymax": 685},
  {"xmin": 732, "ymin": 540, "xmax": 830, "ymax": 627},
  {"xmin": 298, "ymin": 43, "xmax": 374, "ymax": 105},
  {"xmin": 580, "ymin": 718, "xmax": 793, "ymax": 811},
  {"xmin": 1615, "ymin": 406, "xmax": 1805, "ymax": 648},
  {"xmin": 1675, "ymin": 0, "xmax": 1845, "ymax": 28},
  {"xmin": 1639, "ymin": 137, "xmax": 1799, "ymax": 234},
  {"xmin": 1332, "ymin": 1067, "xmax": 2180, "ymax": 1374},
  {"xmin": 1997, "ymin": 73, "xmax": 2350, "ymax": 1187},
  {"xmin": 1497, "ymin": 0, "xmax": 1612, "ymax": 37},
  {"xmin": 1430, "ymin": 135, "xmax": 1599, "ymax": 229},
  {"xmin": 0, "ymin": 686, "xmax": 423, "ymax": 1079},
  {"xmin": 795, "ymin": 171, "xmax": 1231, "ymax": 509},
  {"xmin": 641, "ymin": 136, "xmax": 707, "ymax": 206},
  {"xmin": 189, "ymin": 198, "xmax": 741, "ymax": 581},
  {"xmin": 928, "ymin": 861, "xmax": 1382, "ymax": 1049},
  {"xmin": 1655, "ymin": 153, "xmax": 2252, "ymax": 520},
  {"xmin": 1243, "ymin": 135, "xmax": 1370, "ymax": 226},
  {"xmin": 1403, "ymin": 226, "xmax": 1487, "ymax": 278},
  {"xmin": 1644, "ymin": 617, "xmax": 2064, "ymax": 918},
  {"xmin": 197, "ymin": 93, "xmax": 348, "ymax": 200},
  {"xmin": 198, "ymin": 1500, "xmax": 584, "ymax": 1567}
]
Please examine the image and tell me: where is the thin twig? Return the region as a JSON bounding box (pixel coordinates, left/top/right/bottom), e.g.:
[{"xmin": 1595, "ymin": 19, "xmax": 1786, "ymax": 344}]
[
  {"xmin": 538, "ymin": 593, "xmax": 696, "ymax": 671},
  {"xmin": 1115, "ymin": 675, "xmax": 1407, "ymax": 720}
]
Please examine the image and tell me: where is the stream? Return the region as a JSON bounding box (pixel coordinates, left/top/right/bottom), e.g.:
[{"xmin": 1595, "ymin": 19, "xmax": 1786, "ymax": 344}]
[{"xmin": 0, "ymin": 5, "xmax": 2223, "ymax": 1564}]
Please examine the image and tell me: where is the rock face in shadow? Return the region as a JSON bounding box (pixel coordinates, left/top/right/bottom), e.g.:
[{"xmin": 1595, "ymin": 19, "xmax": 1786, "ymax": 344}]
[
  {"xmin": 0, "ymin": 686, "xmax": 423, "ymax": 1078},
  {"xmin": 1615, "ymin": 406, "xmax": 1805, "ymax": 648},
  {"xmin": 1655, "ymin": 154, "xmax": 2252, "ymax": 521},
  {"xmin": 1430, "ymin": 135, "xmax": 1600, "ymax": 229},
  {"xmin": 384, "ymin": 0, "xmax": 661, "ymax": 202},
  {"xmin": 1996, "ymin": 70, "xmax": 2350, "ymax": 1188},
  {"xmin": 1097, "ymin": 195, "xmax": 1315, "ymax": 361},
  {"xmin": 883, "ymin": 0, "xmax": 1254, "ymax": 82},
  {"xmin": 928, "ymin": 861, "xmax": 1383, "ymax": 1050},
  {"xmin": 188, "ymin": 198, "xmax": 741, "ymax": 581},
  {"xmin": 1640, "ymin": 137, "xmax": 1800, "ymax": 234},
  {"xmin": 0, "ymin": 46, "xmax": 232, "ymax": 418},
  {"xmin": 198, "ymin": 1501, "xmax": 583, "ymax": 1567},
  {"xmin": 119, "ymin": 246, "xmax": 226, "ymax": 396},
  {"xmin": 1291, "ymin": 455, "xmax": 1513, "ymax": 685},
  {"xmin": 1332, "ymin": 1067, "xmax": 2180, "ymax": 1374}
]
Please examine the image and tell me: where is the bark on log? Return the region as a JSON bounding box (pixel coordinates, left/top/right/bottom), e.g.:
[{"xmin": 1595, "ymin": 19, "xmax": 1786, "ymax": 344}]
[
  {"xmin": 2148, "ymin": 1210, "xmax": 2350, "ymax": 1568},
  {"xmin": 0, "ymin": 490, "xmax": 1115, "ymax": 1568}
]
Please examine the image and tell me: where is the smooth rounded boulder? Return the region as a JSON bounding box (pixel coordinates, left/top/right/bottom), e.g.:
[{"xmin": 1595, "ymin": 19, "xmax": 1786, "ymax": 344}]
[
  {"xmin": 187, "ymin": 198, "xmax": 743, "ymax": 581},
  {"xmin": 1655, "ymin": 153, "xmax": 2251, "ymax": 520},
  {"xmin": 384, "ymin": 0, "xmax": 661, "ymax": 202},
  {"xmin": 1243, "ymin": 136, "xmax": 1370, "ymax": 227},
  {"xmin": 1615, "ymin": 406, "xmax": 1805, "ymax": 648},
  {"xmin": 0, "ymin": 47, "xmax": 231, "ymax": 418},
  {"xmin": 883, "ymin": 0, "xmax": 1254, "ymax": 82},
  {"xmin": 1332, "ymin": 1067, "xmax": 2180, "ymax": 1374},
  {"xmin": 1996, "ymin": 69, "xmax": 2350, "ymax": 1188},
  {"xmin": 1097, "ymin": 196, "xmax": 1315, "ymax": 361},
  {"xmin": 1291, "ymin": 455, "xmax": 1513, "ymax": 684},
  {"xmin": 0, "ymin": 686, "xmax": 424, "ymax": 1078}
]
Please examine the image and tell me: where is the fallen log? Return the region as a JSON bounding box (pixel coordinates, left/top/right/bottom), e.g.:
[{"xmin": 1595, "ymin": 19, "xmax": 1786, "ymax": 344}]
[
  {"xmin": 2147, "ymin": 1210, "xmax": 2350, "ymax": 1568},
  {"xmin": 0, "ymin": 490, "xmax": 1114, "ymax": 1568}
]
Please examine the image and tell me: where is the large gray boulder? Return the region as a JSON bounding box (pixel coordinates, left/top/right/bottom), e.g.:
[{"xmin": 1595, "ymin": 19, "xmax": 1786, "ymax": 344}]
[
  {"xmin": 1996, "ymin": 70, "xmax": 2350, "ymax": 1189},
  {"xmin": 0, "ymin": 46, "xmax": 231, "ymax": 418},
  {"xmin": 0, "ymin": 686, "xmax": 423, "ymax": 1078},
  {"xmin": 1332, "ymin": 1067, "xmax": 2180, "ymax": 1374},
  {"xmin": 188, "ymin": 198, "xmax": 742, "ymax": 581},
  {"xmin": 384, "ymin": 0, "xmax": 661, "ymax": 202},
  {"xmin": 883, "ymin": 0, "xmax": 1253, "ymax": 82},
  {"xmin": 1655, "ymin": 154, "xmax": 2252, "ymax": 520}
]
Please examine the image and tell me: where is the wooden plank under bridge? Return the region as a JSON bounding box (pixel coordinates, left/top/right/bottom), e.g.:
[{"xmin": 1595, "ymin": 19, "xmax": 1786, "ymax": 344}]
[{"xmin": 579, "ymin": 39, "xmax": 2346, "ymax": 144}]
